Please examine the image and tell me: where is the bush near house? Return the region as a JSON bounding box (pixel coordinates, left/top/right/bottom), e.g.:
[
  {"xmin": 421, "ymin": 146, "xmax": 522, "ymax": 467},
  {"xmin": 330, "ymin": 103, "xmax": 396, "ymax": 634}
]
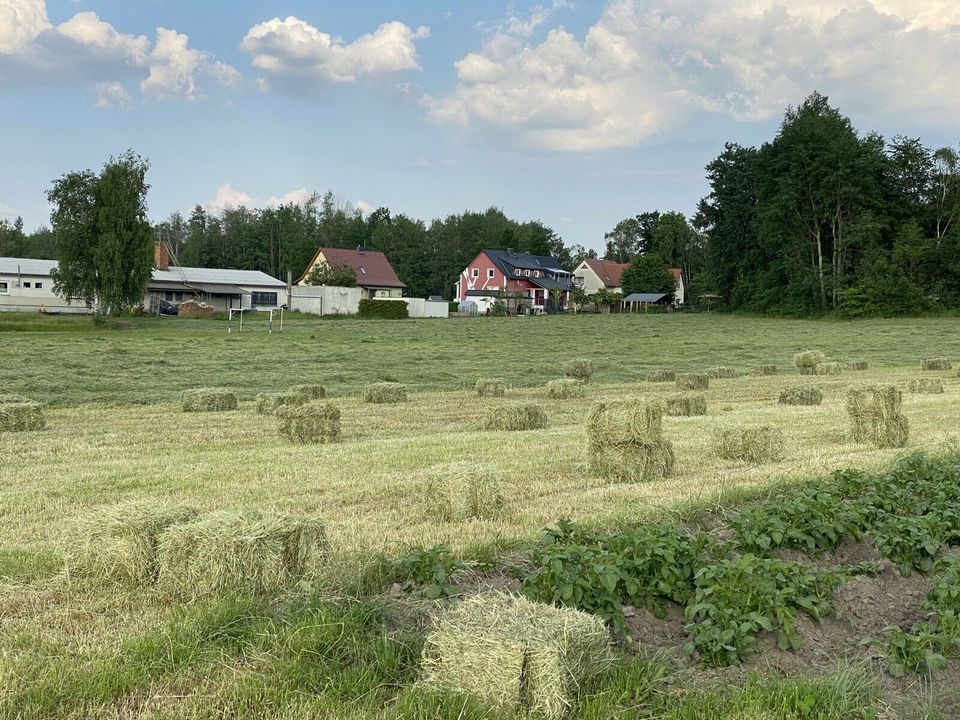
[{"xmin": 358, "ymin": 299, "xmax": 408, "ymax": 319}]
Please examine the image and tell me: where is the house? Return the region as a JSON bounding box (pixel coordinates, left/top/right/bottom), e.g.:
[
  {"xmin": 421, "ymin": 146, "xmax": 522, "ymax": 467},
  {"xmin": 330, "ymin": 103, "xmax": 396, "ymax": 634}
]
[
  {"xmin": 0, "ymin": 245, "xmax": 287, "ymax": 314},
  {"xmin": 573, "ymin": 258, "xmax": 686, "ymax": 306},
  {"xmin": 454, "ymin": 249, "xmax": 573, "ymax": 312},
  {"xmin": 297, "ymin": 247, "xmax": 405, "ymax": 299}
]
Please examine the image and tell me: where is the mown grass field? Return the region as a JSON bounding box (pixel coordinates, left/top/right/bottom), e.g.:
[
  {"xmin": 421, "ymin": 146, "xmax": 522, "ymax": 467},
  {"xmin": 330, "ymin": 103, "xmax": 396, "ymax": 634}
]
[{"xmin": 2, "ymin": 312, "xmax": 960, "ymax": 719}]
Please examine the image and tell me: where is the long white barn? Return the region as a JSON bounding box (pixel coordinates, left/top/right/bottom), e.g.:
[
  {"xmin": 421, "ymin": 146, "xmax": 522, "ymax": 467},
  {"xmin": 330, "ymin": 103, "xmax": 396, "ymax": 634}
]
[{"xmin": 0, "ymin": 256, "xmax": 287, "ymax": 314}]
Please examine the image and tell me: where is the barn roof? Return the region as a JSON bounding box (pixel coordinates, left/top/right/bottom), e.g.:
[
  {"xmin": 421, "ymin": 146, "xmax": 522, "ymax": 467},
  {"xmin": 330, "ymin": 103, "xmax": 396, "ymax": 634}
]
[
  {"xmin": 0, "ymin": 257, "xmax": 58, "ymax": 276},
  {"xmin": 152, "ymin": 266, "xmax": 285, "ymax": 288}
]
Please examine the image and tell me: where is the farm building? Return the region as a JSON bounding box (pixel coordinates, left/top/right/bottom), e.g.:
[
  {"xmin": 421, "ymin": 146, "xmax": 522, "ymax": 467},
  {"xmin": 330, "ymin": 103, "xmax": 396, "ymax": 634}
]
[
  {"xmin": 454, "ymin": 249, "xmax": 573, "ymax": 313},
  {"xmin": 297, "ymin": 247, "xmax": 406, "ymax": 299},
  {"xmin": 573, "ymin": 258, "xmax": 686, "ymax": 306},
  {"xmin": 0, "ymin": 246, "xmax": 287, "ymax": 314}
]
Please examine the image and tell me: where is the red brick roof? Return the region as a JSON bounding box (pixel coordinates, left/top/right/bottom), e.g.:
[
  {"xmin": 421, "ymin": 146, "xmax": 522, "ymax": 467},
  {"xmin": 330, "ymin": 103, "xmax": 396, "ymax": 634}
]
[
  {"xmin": 583, "ymin": 258, "xmax": 629, "ymax": 288},
  {"xmin": 298, "ymin": 247, "xmax": 406, "ymax": 288}
]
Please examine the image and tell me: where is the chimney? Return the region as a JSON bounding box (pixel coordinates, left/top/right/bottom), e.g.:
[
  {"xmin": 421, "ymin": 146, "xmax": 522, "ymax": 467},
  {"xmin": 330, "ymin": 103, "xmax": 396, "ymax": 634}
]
[{"xmin": 154, "ymin": 242, "xmax": 170, "ymax": 271}]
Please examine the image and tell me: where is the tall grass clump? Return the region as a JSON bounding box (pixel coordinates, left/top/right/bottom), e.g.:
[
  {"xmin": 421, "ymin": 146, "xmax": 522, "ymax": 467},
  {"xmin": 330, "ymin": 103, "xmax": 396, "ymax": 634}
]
[
  {"xmin": 547, "ymin": 379, "xmax": 586, "ymax": 399},
  {"xmin": 586, "ymin": 399, "xmax": 675, "ymax": 482},
  {"xmin": 0, "ymin": 401, "xmax": 45, "ymax": 432},
  {"xmin": 715, "ymin": 426, "xmax": 784, "ymax": 464},
  {"xmin": 181, "ymin": 388, "xmax": 238, "ymax": 412},
  {"xmin": 846, "ymin": 386, "xmax": 909, "ymax": 448},
  {"xmin": 646, "ymin": 369, "xmax": 676, "ymax": 382},
  {"xmin": 484, "ymin": 403, "xmax": 548, "ymax": 431},
  {"xmin": 362, "ymin": 382, "xmax": 407, "ymax": 404},
  {"xmin": 778, "ymin": 386, "xmax": 822, "ymax": 406},
  {"xmin": 424, "ymin": 462, "xmax": 506, "ymax": 522},
  {"xmin": 276, "ymin": 402, "xmax": 341, "ymax": 444},
  {"xmin": 157, "ymin": 510, "xmax": 328, "ymax": 598},
  {"xmin": 676, "ymin": 373, "xmax": 709, "ymax": 390},
  {"xmin": 475, "ymin": 379, "xmax": 506, "ymax": 398},
  {"xmin": 563, "ymin": 359, "xmax": 594, "ymax": 383},
  {"xmin": 705, "ymin": 366, "xmax": 739, "ymax": 379},
  {"xmin": 921, "ymin": 357, "xmax": 952, "ymax": 371},
  {"xmin": 66, "ymin": 501, "xmax": 197, "ymax": 586},
  {"xmin": 908, "ymin": 378, "xmax": 944, "ymax": 394},
  {"xmin": 664, "ymin": 394, "xmax": 707, "ymax": 417},
  {"xmin": 421, "ymin": 592, "xmax": 611, "ymax": 720},
  {"xmin": 794, "ymin": 350, "xmax": 825, "ymax": 375}
]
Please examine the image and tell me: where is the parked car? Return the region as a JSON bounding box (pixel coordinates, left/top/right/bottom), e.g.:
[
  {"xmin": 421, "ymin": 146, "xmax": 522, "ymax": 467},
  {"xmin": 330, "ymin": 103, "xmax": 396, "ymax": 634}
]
[{"xmin": 158, "ymin": 300, "xmax": 179, "ymax": 316}]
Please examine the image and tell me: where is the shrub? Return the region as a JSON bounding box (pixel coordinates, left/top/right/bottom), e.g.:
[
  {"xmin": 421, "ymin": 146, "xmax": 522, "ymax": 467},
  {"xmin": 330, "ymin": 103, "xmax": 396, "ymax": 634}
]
[
  {"xmin": 181, "ymin": 388, "xmax": 238, "ymax": 412},
  {"xmin": 421, "ymin": 592, "xmax": 611, "ymax": 720},
  {"xmin": 921, "ymin": 357, "xmax": 952, "ymax": 371},
  {"xmin": 362, "ymin": 382, "xmax": 407, "ymax": 404},
  {"xmin": 815, "ymin": 362, "xmax": 843, "ymax": 376},
  {"xmin": 908, "ymin": 378, "xmax": 944, "ymax": 394},
  {"xmin": 424, "ymin": 463, "xmax": 506, "ymax": 522},
  {"xmin": 475, "ymin": 379, "xmax": 506, "ymax": 398},
  {"xmin": 715, "ymin": 426, "xmax": 784, "ymax": 464},
  {"xmin": 563, "ymin": 359, "xmax": 594, "ymax": 383},
  {"xmin": 794, "ymin": 350, "xmax": 825, "ymax": 375},
  {"xmin": 0, "ymin": 402, "xmax": 45, "ymax": 432},
  {"xmin": 665, "ymin": 394, "xmax": 707, "ymax": 417},
  {"xmin": 277, "ymin": 402, "xmax": 341, "ymax": 444},
  {"xmin": 255, "ymin": 391, "xmax": 307, "ymax": 415},
  {"xmin": 846, "ymin": 386, "xmax": 909, "ymax": 448},
  {"xmin": 157, "ymin": 510, "xmax": 328, "ymax": 598},
  {"xmin": 778, "ymin": 386, "xmax": 823, "ymax": 406},
  {"xmin": 66, "ymin": 501, "xmax": 197, "ymax": 586},
  {"xmin": 845, "ymin": 360, "xmax": 868, "ymax": 371},
  {"xmin": 752, "ymin": 365, "xmax": 777, "ymax": 376},
  {"xmin": 358, "ymin": 298, "xmax": 409, "ymax": 319},
  {"xmin": 547, "ymin": 379, "xmax": 586, "ymax": 399},
  {"xmin": 646, "ymin": 369, "xmax": 677, "ymax": 382},
  {"xmin": 677, "ymin": 373, "xmax": 709, "ymax": 390},
  {"xmin": 484, "ymin": 403, "xmax": 548, "ymax": 431},
  {"xmin": 705, "ymin": 366, "xmax": 739, "ymax": 379},
  {"xmin": 392, "ymin": 544, "xmax": 466, "ymax": 599},
  {"xmin": 586, "ymin": 399, "xmax": 675, "ymax": 482}
]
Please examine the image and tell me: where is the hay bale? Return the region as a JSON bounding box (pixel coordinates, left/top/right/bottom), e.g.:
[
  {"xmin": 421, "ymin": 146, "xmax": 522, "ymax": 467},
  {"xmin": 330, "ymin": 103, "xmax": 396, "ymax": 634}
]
[
  {"xmin": 362, "ymin": 382, "xmax": 407, "ymax": 404},
  {"xmin": 178, "ymin": 299, "xmax": 215, "ymax": 318},
  {"xmin": 181, "ymin": 388, "xmax": 238, "ymax": 412},
  {"xmin": 794, "ymin": 350, "xmax": 826, "ymax": 375},
  {"xmin": 664, "ymin": 394, "xmax": 707, "ymax": 417},
  {"xmin": 921, "ymin": 357, "xmax": 952, "ymax": 371},
  {"xmin": 676, "ymin": 373, "xmax": 709, "ymax": 390},
  {"xmin": 845, "ymin": 360, "xmax": 868, "ymax": 371},
  {"xmin": 157, "ymin": 510, "xmax": 327, "ymax": 598},
  {"xmin": 752, "ymin": 365, "xmax": 778, "ymax": 376},
  {"xmin": 585, "ymin": 399, "xmax": 675, "ymax": 482},
  {"xmin": 289, "ymin": 384, "xmax": 326, "ymax": 400},
  {"xmin": 705, "ymin": 366, "xmax": 739, "ymax": 379},
  {"xmin": 908, "ymin": 378, "xmax": 944, "ymax": 395},
  {"xmin": 484, "ymin": 403, "xmax": 548, "ymax": 431},
  {"xmin": 424, "ymin": 463, "xmax": 506, "ymax": 522},
  {"xmin": 778, "ymin": 386, "xmax": 823, "ymax": 406},
  {"xmin": 846, "ymin": 386, "xmax": 909, "ymax": 448},
  {"xmin": 475, "ymin": 379, "xmax": 506, "ymax": 398},
  {"xmin": 66, "ymin": 501, "xmax": 197, "ymax": 586},
  {"xmin": 277, "ymin": 402, "xmax": 341, "ymax": 444},
  {"xmin": 563, "ymin": 359, "xmax": 594, "ymax": 383},
  {"xmin": 255, "ymin": 391, "xmax": 307, "ymax": 415},
  {"xmin": 0, "ymin": 402, "xmax": 45, "ymax": 432},
  {"xmin": 815, "ymin": 362, "xmax": 843, "ymax": 376},
  {"xmin": 715, "ymin": 425, "xmax": 784, "ymax": 464},
  {"xmin": 547, "ymin": 379, "xmax": 586, "ymax": 400},
  {"xmin": 646, "ymin": 369, "xmax": 677, "ymax": 383},
  {"xmin": 421, "ymin": 592, "xmax": 611, "ymax": 720}
]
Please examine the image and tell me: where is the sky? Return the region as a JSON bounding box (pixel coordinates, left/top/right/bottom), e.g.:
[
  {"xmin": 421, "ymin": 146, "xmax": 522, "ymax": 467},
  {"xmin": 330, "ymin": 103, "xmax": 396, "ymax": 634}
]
[{"xmin": 1, "ymin": 0, "xmax": 958, "ymax": 252}]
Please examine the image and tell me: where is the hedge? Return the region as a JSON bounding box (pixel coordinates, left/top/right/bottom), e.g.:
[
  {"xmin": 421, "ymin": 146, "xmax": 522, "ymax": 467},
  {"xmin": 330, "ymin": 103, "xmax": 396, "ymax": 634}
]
[{"xmin": 358, "ymin": 299, "xmax": 409, "ymax": 319}]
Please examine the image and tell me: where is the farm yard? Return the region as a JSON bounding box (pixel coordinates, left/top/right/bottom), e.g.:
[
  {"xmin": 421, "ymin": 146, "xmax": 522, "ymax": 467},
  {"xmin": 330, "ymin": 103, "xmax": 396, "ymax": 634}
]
[{"xmin": 3, "ymin": 312, "xmax": 960, "ymax": 719}]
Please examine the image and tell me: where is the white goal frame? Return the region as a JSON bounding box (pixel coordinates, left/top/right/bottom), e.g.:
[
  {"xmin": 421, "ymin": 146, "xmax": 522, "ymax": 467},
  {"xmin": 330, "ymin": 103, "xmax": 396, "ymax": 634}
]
[{"xmin": 228, "ymin": 307, "xmax": 283, "ymax": 333}]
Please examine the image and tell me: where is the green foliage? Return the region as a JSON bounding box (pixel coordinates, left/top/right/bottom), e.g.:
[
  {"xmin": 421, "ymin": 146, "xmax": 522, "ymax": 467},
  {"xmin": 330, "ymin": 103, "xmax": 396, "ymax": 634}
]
[
  {"xmin": 391, "ymin": 545, "xmax": 466, "ymax": 599},
  {"xmin": 620, "ymin": 254, "xmax": 676, "ymax": 298},
  {"xmin": 304, "ymin": 260, "xmax": 358, "ymax": 287},
  {"xmin": 358, "ymin": 298, "xmax": 409, "ymax": 319},
  {"xmin": 48, "ymin": 150, "xmax": 153, "ymax": 316}
]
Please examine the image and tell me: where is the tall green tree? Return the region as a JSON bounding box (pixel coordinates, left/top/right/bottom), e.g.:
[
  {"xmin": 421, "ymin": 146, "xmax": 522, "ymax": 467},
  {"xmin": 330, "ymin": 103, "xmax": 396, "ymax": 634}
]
[
  {"xmin": 48, "ymin": 150, "xmax": 152, "ymax": 316},
  {"xmin": 620, "ymin": 254, "xmax": 675, "ymax": 299}
]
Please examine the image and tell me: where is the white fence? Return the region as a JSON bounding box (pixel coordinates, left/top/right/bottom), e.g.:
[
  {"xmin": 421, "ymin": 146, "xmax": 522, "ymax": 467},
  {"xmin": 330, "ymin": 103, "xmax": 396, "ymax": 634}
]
[{"xmin": 382, "ymin": 297, "xmax": 449, "ymax": 318}]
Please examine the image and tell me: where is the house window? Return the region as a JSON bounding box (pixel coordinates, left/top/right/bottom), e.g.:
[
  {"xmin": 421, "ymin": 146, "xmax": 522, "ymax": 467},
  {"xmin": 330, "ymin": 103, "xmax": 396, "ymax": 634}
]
[
  {"xmin": 359, "ymin": 267, "xmax": 367, "ymax": 275},
  {"xmin": 251, "ymin": 291, "xmax": 278, "ymax": 306},
  {"xmin": 0, "ymin": 281, "xmax": 7, "ymax": 294},
  {"xmin": 524, "ymin": 270, "xmax": 530, "ymax": 276},
  {"xmin": 487, "ymin": 268, "xmax": 495, "ymax": 279},
  {"xmin": 471, "ymin": 268, "xmax": 479, "ymax": 278},
  {"xmin": 23, "ymin": 282, "xmax": 31, "ymax": 288},
  {"xmin": 574, "ymin": 276, "xmax": 584, "ymax": 286},
  {"xmin": 515, "ymin": 268, "xmax": 521, "ymax": 275},
  {"xmin": 35, "ymin": 282, "xmax": 42, "ymax": 289}
]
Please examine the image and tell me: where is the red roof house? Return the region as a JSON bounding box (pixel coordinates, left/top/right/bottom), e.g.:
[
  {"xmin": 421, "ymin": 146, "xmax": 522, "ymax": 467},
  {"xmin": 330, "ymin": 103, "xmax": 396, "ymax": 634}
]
[{"xmin": 298, "ymin": 247, "xmax": 406, "ymax": 298}]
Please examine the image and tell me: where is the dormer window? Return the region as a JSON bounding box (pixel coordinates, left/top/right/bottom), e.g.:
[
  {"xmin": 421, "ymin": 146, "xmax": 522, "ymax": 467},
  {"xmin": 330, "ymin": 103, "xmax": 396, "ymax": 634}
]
[
  {"xmin": 524, "ymin": 270, "xmax": 530, "ymax": 276},
  {"xmin": 359, "ymin": 267, "xmax": 367, "ymax": 275}
]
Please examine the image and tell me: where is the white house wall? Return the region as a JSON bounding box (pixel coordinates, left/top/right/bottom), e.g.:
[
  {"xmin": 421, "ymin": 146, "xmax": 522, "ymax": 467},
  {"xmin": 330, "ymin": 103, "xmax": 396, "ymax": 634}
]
[{"xmin": 0, "ymin": 273, "xmax": 91, "ymax": 313}]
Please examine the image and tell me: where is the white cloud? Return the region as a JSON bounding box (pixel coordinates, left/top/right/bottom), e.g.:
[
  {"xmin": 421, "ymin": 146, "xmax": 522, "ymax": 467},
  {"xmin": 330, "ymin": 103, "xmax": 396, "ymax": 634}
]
[
  {"xmin": 427, "ymin": 0, "xmax": 960, "ymax": 151},
  {"xmin": 0, "ymin": 0, "xmax": 239, "ymax": 105},
  {"xmin": 355, "ymin": 200, "xmax": 374, "ymax": 214},
  {"xmin": 264, "ymin": 187, "xmax": 312, "ymax": 207},
  {"xmin": 204, "ymin": 185, "xmax": 323, "ymax": 213},
  {"xmin": 240, "ymin": 16, "xmax": 429, "ymax": 91}
]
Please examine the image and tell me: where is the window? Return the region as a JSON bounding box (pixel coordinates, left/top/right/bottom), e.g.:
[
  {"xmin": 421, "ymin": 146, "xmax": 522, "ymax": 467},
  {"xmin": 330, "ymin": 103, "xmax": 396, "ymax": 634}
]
[
  {"xmin": 35, "ymin": 282, "xmax": 42, "ymax": 289},
  {"xmin": 515, "ymin": 268, "xmax": 521, "ymax": 275},
  {"xmin": 23, "ymin": 282, "xmax": 31, "ymax": 288},
  {"xmin": 524, "ymin": 270, "xmax": 530, "ymax": 276},
  {"xmin": 251, "ymin": 291, "xmax": 278, "ymax": 306},
  {"xmin": 471, "ymin": 268, "xmax": 479, "ymax": 278},
  {"xmin": 359, "ymin": 267, "xmax": 368, "ymax": 275},
  {"xmin": 0, "ymin": 281, "xmax": 7, "ymax": 294},
  {"xmin": 487, "ymin": 268, "xmax": 495, "ymax": 279}
]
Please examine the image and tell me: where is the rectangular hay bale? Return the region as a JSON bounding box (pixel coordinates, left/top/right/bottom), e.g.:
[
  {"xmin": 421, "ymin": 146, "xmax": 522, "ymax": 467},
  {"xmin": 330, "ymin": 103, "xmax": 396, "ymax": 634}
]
[
  {"xmin": 289, "ymin": 384, "xmax": 326, "ymax": 400},
  {"xmin": 794, "ymin": 350, "xmax": 826, "ymax": 375},
  {"xmin": 846, "ymin": 386, "xmax": 908, "ymax": 448},
  {"xmin": 664, "ymin": 394, "xmax": 707, "ymax": 417},
  {"xmin": 362, "ymin": 382, "xmax": 407, "ymax": 404},
  {"xmin": 676, "ymin": 373, "xmax": 709, "ymax": 390},
  {"xmin": 475, "ymin": 379, "xmax": 506, "ymax": 398},
  {"xmin": 921, "ymin": 357, "xmax": 952, "ymax": 371},
  {"xmin": 705, "ymin": 366, "xmax": 739, "ymax": 379},
  {"xmin": 563, "ymin": 359, "xmax": 594, "ymax": 383},
  {"xmin": 484, "ymin": 403, "xmax": 548, "ymax": 431},
  {"xmin": 586, "ymin": 399, "xmax": 674, "ymax": 482},
  {"xmin": 181, "ymin": 388, "xmax": 238, "ymax": 412},
  {"xmin": 778, "ymin": 386, "xmax": 822, "ymax": 406},
  {"xmin": 844, "ymin": 360, "xmax": 868, "ymax": 371},
  {"xmin": 424, "ymin": 462, "xmax": 506, "ymax": 521},
  {"xmin": 547, "ymin": 379, "xmax": 586, "ymax": 400},
  {"xmin": 715, "ymin": 425, "xmax": 784, "ymax": 464},
  {"xmin": 752, "ymin": 365, "xmax": 778, "ymax": 376},
  {"xmin": 908, "ymin": 378, "xmax": 944, "ymax": 394},
  {"xmin": 645, "ymin": 369, "xmax": 677, "ymax": 382},
  {"xmin": 276, "ymin": 402, "xmax": 341, "ymax": 444},
  {"xmin": 0, "ymin": 402, "xmax": 45, "ymax": 432},
  {"xmin": 255, "ymin": 391, "xmax": 307, "ymax": 415}
]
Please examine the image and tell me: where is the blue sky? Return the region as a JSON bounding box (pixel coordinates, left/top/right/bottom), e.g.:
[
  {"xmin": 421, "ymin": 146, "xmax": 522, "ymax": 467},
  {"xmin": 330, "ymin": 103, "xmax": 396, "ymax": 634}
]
[{"xmin": 1, "ymin": 1, "xmax": 958, "ymax": 252}]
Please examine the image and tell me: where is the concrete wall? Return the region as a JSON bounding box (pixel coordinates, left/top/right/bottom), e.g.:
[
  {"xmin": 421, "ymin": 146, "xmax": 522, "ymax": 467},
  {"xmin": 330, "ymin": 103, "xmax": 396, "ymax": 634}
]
[
  {"xmin": 382, "ymin": 297, "xmax": 449, "ymax": 318},
  {"xmin": 0, "ymin": 274, "xmax": 91, "ymax": 313},
  {"xmin": 290, "ymin": 285, "xmax": 362, "ymax": 315}
]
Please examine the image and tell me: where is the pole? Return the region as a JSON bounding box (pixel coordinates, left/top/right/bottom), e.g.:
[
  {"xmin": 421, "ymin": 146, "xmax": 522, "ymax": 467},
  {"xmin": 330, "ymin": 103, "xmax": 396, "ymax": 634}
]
[
  {"xmin": 228, "ymin": 308, "xmax": 232, "ymax": 333},
  {"xmin": 269, "ymin": 310, "xmax": 273, "ymax": 334},
  {"xmin": 239, "ymin": 307, "xmax": 243, "ymax": 333},
  {"xmin": 280, "ymin": 307, "xmax": 284, "ymax": 332}
]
